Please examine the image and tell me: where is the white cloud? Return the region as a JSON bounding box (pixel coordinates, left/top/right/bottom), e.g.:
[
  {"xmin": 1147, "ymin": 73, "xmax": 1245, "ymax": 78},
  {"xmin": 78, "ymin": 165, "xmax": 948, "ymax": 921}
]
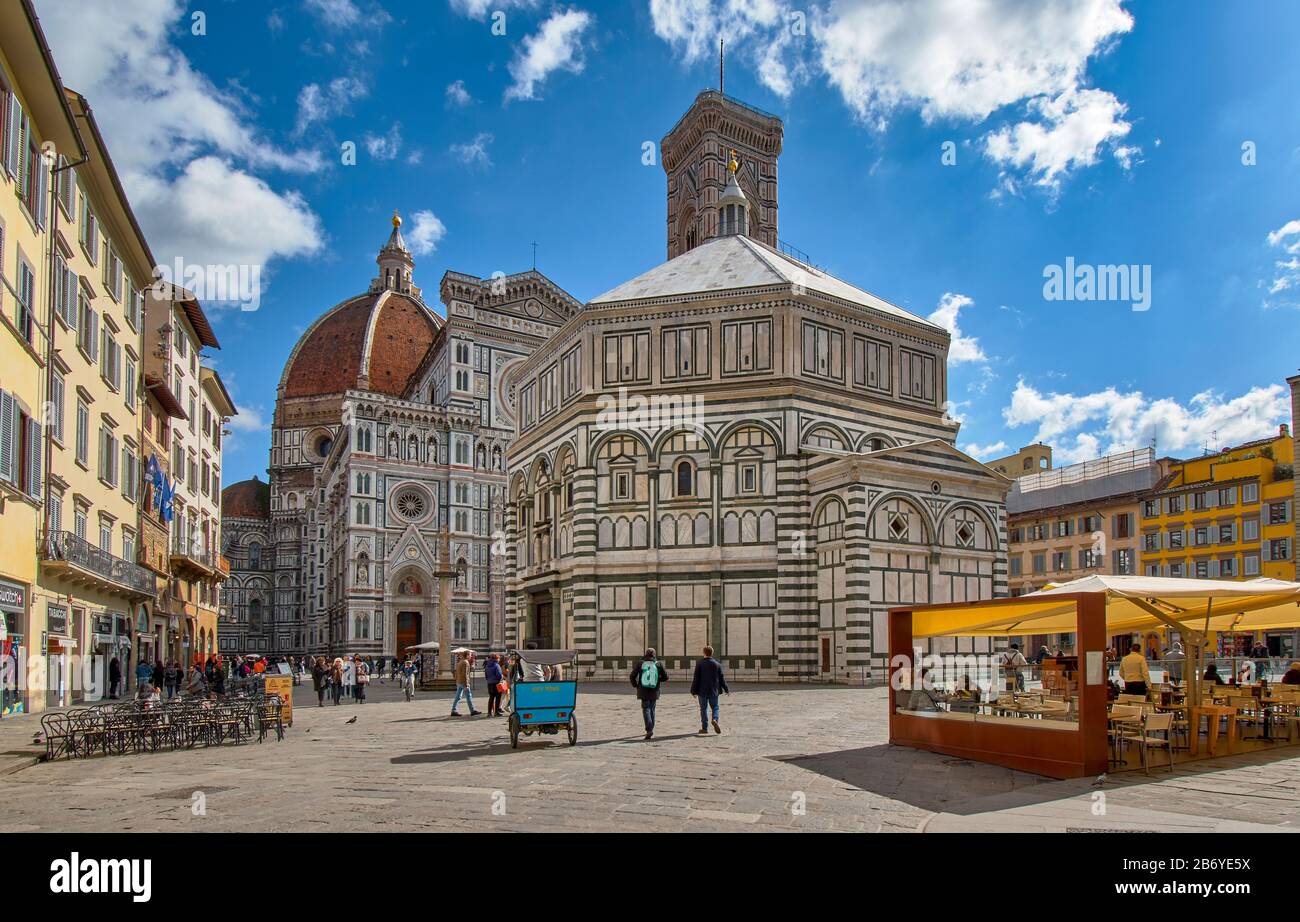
[
  {"xmin": 649, "ymin": 0, "xmax": 1137, "ymax": 188},
  {"xmin": 445, "ymin": 79, "xmax": 474, "ymax": 108},
  {"xmin": 962, "ymin": 440, "xmax": 1009, "ymax": 460},
  {"xmin": 449, "ymin": 0, "xmax": 540, "ymax": 20},
  {"xmin": 1264, "ymin": 219, "xmax": 1300, "ymax": 308},
  {"xmin": 505, "ymin": 8, "xmax": 594, "ymax": 102},
  {"xmin": 450, "ymin": 132, "xmax": 494, "ymax": 169},
  {"xmin": 364, "ymin": 123, "xmax": 403, "ymax": 161},
  {"xmin": 406, "ymin": 211, "xmax": 447, "ymax": 256},
  {"xmin": 304, "ymin": 0, "xmax": 361, "ymax": 28},
  {"xmin": 650, "ymin": 0, "xmax": 791, "ymax": 94},
  {"xmin": 295, "ymin": 75, "xmax": 369, "ymax": 136},
  {"xmin": 926, "ymin": 292, "xmax": 986, "ymax": 364},
  {"xmin": 39, "ymin": 0, "xmax": 325, "ymax": 287},
  {"xmin": 1003, "ymin": 379, "xmax": 1290, "ymax": 464},
  {"xmin": 984, "ymin": 88, "xmax": 1134, "ymax": 191},
  {"xmin": 229, "ymin": 404, "xmax": 269, "ymax": 433},
  {"xmin": 130, "ymin": 157, "xmax": 323, "ymax": 270}
]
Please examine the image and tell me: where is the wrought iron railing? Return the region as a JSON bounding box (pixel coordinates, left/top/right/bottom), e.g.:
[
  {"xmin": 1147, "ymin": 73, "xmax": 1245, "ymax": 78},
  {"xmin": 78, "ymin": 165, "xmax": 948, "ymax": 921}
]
[
  {"xmin": 42, "ymin": 531, "xmax": 156, "ymax": 596},
  {"xmin": 170, "ymin": 535, "xmax": 215, "ymax": 569}
]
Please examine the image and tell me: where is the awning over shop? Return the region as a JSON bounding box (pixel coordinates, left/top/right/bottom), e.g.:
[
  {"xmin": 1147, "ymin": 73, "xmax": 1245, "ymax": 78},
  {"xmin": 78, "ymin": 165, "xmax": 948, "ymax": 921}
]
[{"xmin": 908, "ymin": 575, "xmax": 1300, "ymax": 638}]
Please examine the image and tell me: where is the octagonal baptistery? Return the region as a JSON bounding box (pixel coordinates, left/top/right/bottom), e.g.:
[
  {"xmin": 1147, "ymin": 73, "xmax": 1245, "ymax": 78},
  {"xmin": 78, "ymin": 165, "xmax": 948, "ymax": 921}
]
[{"xmin": 504, "ymin": 232, "xmax": 1012, "ymax": 683}]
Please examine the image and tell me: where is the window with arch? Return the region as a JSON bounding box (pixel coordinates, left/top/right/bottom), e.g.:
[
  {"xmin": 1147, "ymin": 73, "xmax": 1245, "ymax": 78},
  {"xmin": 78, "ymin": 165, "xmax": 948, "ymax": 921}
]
[
  {"xmin": 248, "ymin": 543, "xmax": 262, "ymax": 569},
  {"xmin": 803, "ymin": 427, "xmax": 846, "ymax": 451},
  {"xmin": 675, "ymin": 460, "xmax": 694, "ymax": 497},
  {"xmin": 815, "ymin": 500, "xmax": 847, "ymax": 632}
]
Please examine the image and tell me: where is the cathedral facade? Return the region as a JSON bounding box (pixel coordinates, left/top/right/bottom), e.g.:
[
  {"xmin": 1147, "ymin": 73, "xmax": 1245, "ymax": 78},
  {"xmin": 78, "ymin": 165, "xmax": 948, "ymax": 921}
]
[
  {"xmin": 503, "ymin": 92, "xmax": 1012, "ymax": 682},
  {"xmin": 220, "ymin": 217, "xmax": 579, "ymax": 657}
]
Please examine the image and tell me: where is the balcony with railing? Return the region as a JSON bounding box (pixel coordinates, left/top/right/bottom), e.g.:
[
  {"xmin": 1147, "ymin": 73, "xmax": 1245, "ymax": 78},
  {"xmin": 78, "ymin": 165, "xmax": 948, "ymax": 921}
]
[
  {"xmin": 41, "ymin": 531, "xmax": 156, "ymax": 599},
  {"xmin": 170, "ymin": 534, "xmax": 216, "ymax": 577}
]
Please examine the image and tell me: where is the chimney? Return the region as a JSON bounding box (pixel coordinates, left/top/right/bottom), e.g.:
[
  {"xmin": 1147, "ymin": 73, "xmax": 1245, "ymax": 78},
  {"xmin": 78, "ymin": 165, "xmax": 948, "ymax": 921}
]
[{"xmin": 1282, "ymin": 423, "xmax": 1291, "ymax": 439}]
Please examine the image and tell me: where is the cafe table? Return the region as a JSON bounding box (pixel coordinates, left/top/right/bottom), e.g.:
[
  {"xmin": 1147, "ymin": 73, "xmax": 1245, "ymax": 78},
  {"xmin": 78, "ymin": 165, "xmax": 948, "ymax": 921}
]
[{"xmin": 1189, "ymin": 704, "xmax": 1237, "ymax": 756}]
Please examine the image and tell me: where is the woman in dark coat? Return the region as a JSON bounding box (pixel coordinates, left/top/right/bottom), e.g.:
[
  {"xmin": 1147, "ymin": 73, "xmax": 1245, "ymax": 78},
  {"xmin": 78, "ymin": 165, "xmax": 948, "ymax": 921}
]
[{"xmin": 311, "ymin": 656, "xmax": 328, "ymax": 707}]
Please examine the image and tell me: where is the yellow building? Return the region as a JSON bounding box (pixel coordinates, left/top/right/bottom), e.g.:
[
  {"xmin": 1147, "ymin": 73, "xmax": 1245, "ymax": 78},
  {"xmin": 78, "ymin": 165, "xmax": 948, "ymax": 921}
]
[
  {"xmin": 987, "ymin": 443, "xmax": 1053, "ymax": 480},
  {"xmin": 33, "ymin": 82, "xmax": 160, "ymax": 706},
  {"xmin": 0, "ymin": 1, "xmax": 88, "ymax": 714},
  {"xmin": 1140, "ymin": 424, "xmax": 1295, "ymax": 657}
]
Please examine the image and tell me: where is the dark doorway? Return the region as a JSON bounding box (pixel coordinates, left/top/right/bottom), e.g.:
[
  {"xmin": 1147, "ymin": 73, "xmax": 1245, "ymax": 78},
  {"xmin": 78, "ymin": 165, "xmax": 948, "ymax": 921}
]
[
  {"xmin": 820, "ymin": 637, "xmax": 831, "ymax": 673},
  {"xmin": 533, "ymin": 601, "xmax": 554, "ymax": 649},
  {"xmin": 397, "ymin": 611, "xmax": 421, "ymax": 657}
]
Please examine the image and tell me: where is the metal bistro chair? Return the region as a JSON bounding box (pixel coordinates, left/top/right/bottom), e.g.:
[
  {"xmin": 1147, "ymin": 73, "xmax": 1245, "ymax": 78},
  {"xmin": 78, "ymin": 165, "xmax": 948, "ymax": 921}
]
[
  {"xmin": 39, "ymin": 712, "xmax": 75, "ymax": 761},
  {"xmin": 258, "ymin": 694, "xmax": 285, "ymax": 743},
  {"xmin": 1136, "ymin": 712, "xmax": 1176, "ymax": 774}
]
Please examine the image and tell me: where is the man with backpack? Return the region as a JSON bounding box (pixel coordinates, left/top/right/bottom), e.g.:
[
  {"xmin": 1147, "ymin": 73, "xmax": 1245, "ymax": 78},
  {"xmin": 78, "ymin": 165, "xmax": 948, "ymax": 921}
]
[{"xmin": 630, "ymin": 648, "xmax": 668, "ymax": 740}]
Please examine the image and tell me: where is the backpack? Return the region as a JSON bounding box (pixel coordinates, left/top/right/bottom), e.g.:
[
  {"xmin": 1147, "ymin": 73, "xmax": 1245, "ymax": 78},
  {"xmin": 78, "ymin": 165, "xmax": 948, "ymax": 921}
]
[{"xmin": 639, "ymin": 660, "xmax": 660, "ymax": 689}]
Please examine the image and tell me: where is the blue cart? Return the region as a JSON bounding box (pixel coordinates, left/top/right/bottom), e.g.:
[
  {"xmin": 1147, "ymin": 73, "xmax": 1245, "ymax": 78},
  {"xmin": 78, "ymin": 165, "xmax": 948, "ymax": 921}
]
[{"xmin": 508, "ymin": 650, "xmax": 578, "ymax": 748}]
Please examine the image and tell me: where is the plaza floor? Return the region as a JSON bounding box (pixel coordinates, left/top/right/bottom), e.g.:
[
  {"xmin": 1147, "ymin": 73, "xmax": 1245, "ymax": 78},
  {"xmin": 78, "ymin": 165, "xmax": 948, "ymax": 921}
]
[{"xmin": 0, "ymin": 681, "xmax": 1297, "ymax": 833}]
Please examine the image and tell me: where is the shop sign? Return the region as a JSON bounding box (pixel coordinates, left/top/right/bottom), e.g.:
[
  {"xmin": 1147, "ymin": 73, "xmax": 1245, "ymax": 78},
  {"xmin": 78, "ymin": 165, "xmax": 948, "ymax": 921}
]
[
  {"xmin": 0, "ymin": 579, "xmax": 25, "ymax": 614},
  {"xmin": 93, "ymin": 614, "xmax": 113, "ymax": 635},
  {"xmin": 47, "ymin": 605, "xmax": 69, "ymax": 636}
]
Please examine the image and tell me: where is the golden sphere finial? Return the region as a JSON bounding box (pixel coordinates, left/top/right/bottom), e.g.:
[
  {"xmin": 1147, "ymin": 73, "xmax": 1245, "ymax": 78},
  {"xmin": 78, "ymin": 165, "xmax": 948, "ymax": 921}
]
[
  {"xmin": 727, "ymin": 149, "xmax": 739, "ymax": 174},
  {"xmin": 392, "ymin": 209, "xmax": 401, "ymax": 228}
]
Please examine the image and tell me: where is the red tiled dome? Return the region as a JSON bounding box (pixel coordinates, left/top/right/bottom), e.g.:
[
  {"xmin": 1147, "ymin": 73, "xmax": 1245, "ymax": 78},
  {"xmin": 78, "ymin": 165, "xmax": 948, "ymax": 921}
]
[
  {"xmin": 281, "ymin": 291, "xmax": 441, "ymax": 400},
  {"xmin": 222, "ymin": 477, "xmax": 270, "ymax": 519}
]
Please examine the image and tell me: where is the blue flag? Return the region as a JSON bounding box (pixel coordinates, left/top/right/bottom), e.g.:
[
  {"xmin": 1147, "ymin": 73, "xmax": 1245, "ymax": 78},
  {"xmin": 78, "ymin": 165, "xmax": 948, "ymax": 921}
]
[{"xmin": 160, "ymin": 476, "xmax": 175, "ymax": 524}]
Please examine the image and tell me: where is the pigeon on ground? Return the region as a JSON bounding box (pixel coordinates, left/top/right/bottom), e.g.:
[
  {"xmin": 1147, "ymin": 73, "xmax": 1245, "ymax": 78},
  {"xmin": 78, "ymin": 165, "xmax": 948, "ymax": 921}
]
[
  {"xmin": 1091, "ymin": 773, "xmax": 1107, "ymax": 787},
  {"xmin": 345, "ymin": 716, "xmax": 357, "ymax": 724}
]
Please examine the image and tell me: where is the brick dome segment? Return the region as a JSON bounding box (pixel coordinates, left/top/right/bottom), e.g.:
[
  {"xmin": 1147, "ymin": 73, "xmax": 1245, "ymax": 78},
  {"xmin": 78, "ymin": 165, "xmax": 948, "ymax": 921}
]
[
  {"xmin": 222, "ymin": 477, "xmax": 270, "ymax": 519},
  {"xmin": 281, "ymin": 292, "xmax": 439, "ymax": 400}
]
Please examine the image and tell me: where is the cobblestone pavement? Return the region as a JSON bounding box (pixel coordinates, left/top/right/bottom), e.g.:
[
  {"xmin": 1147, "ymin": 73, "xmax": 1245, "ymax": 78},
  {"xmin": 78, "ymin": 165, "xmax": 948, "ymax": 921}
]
[{"xmin": 0, "ymin": 682, "xmax": 1297, "ymax": 832}]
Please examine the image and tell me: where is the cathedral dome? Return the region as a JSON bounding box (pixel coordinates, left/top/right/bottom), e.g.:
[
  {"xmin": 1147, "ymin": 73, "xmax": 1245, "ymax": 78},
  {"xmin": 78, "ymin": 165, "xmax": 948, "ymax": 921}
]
[
  {"xmin": 222, "ymin": 476, "xmax": 270, "ymax": 519},
  {"xmin": 279, "ymin": 289, "xmax": 442, "ymax": 400}
]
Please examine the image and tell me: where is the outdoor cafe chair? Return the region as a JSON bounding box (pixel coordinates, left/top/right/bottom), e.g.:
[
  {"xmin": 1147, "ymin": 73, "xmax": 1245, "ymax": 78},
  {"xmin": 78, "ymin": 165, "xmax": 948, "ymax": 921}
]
[
  {"xmin": 1229, "ymin": 696, "xmax": 1267, "ymax": 741},
  {"xmin": 1137, "ymin": 712, "xmax": 1176, "ymax": 774},
  {"xmin": 39, "ymin": 712, "xmax": 74, "ymax": 761},
  {"xmin": 1108, "ymin": 704, "xmax": 1144, "ymax": 763}
]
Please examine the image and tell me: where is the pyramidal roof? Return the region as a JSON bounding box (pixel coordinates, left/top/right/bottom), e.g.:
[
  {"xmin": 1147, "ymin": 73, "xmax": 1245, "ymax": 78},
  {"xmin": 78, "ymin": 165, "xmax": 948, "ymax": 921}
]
[{"xmin": 590, "ymin": 234, "xmax": 941, "ymax": 331}]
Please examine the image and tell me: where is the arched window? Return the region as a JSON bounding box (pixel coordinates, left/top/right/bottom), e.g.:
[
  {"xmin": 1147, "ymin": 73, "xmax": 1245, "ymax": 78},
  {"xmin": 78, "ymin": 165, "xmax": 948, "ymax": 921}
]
[
  {"xmin": 249, "ymin": 543, "xmax": 262, "ymax": 569},
  {"xmin": 675, "ymin": 460, "xmax": 694, "ymax": 497}
]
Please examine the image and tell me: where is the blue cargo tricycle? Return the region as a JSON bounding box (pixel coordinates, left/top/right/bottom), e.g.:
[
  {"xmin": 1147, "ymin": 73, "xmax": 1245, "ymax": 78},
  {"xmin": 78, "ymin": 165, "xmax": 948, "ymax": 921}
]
[{"xmin": 508, "ymin": 650, "xmax": 578, "ymax": 748}]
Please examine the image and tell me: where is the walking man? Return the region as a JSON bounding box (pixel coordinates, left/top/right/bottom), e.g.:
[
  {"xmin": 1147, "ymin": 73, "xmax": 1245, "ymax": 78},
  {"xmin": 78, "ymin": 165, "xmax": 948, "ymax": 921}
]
[
  {"xmin": 450, "ymin": 651, "xmax": 481, "ymax": 717},
  {"xmin": 108, "ymin": 656, "xmax": 122, "ymax": 699},
  {"xmin": 630, "ymin": 647, "xmax": 667, "ymax": 740},
  {"xmin": 689, "ymin": 645, "xmax": 729, "ymax": 735}
]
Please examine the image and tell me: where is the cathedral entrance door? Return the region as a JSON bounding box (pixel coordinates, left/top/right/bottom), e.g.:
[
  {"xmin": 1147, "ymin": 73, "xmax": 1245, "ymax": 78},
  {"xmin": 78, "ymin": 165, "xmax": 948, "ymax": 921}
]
[
  {"xmin": 533, "ymin": 602, "xmax": 554, "ymax": 649},
  {"xmin": 397, "ymin": 612, "xmax": 421, "ymax": 657},
  {"xmin": 820, "ymin": 635, "xmax": 833, "ymax": 675}
]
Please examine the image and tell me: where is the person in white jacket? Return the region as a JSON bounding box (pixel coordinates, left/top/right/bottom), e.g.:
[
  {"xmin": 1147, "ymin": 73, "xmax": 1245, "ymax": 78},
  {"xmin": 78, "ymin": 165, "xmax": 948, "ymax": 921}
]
[{"xmin": 342, "ymin": 656, "xmax": 355, "ymax": 701}]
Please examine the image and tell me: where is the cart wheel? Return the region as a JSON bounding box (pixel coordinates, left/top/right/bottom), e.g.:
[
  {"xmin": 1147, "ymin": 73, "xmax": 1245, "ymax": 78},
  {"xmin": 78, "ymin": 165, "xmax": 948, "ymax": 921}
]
[
  {"xmin": 509, "ymin": 713, "xmax": 520, "ymax": 749},
  {"xmin": 567, "ymin": 714, "xmax": 578, "ymax": 746}
]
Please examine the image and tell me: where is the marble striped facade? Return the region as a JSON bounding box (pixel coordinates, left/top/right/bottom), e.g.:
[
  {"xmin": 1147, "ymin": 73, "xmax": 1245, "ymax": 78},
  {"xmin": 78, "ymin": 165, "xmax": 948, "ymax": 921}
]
[{"xmin": 505, "ymin": 286, "xmax": 1012, "ymax": 683}]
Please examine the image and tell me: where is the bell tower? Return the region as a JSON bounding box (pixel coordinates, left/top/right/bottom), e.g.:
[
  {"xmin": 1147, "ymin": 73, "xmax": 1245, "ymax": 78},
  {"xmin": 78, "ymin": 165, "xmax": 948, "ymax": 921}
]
[{"xmin": 661, "ymin": 90, "xmax": 783, "ymax": 259}]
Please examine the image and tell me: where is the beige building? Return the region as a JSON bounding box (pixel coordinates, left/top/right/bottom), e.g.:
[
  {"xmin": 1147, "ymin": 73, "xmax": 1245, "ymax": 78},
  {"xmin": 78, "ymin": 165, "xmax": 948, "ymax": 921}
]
[
  {"xmin": 142, "ymin": 287, "xmax": 233, "ymax": 668},
  {"xmin": 1006, "ymin": 448, "xmax": 1161, "ymax": 654},
  {"xmin": 987, "ymin": 443, "xmax": 1053, "ymax": 480},
  {"xmin": 1006, "ymin": 448, "xmax": 1158, "ymax": 596}
]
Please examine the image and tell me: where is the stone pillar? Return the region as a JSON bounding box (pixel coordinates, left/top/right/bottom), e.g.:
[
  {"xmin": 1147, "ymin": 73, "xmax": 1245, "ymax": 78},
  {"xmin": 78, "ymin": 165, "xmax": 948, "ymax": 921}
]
[{"xmin": 437, "ymin": 528, "xmax": 454, "ymax": 679}]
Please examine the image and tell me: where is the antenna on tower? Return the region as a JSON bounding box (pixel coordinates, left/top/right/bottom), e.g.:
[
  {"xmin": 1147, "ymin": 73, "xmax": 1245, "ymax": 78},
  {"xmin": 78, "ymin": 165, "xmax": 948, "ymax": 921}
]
[{"xmin": 719, "ymin": 38, "xmax": 724, "ymax": 95}]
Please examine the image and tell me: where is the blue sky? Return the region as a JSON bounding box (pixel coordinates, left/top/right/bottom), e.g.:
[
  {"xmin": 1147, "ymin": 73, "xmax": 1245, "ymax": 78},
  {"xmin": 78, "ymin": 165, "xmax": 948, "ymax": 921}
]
[{"xmin": 35, "ymin": 0, "xmax": 1300, "ymax": 485}]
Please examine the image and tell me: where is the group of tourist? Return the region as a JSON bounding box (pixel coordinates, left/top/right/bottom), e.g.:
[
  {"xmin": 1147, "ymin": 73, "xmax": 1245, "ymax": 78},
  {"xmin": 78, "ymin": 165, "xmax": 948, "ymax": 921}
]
[
  {"xmin": 107, "ymin": 655, "xmax": 229, "ymax": 704},
  {"xmin": 308, "ymin": 654, "xmax": 422, "ymax": 706}
]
